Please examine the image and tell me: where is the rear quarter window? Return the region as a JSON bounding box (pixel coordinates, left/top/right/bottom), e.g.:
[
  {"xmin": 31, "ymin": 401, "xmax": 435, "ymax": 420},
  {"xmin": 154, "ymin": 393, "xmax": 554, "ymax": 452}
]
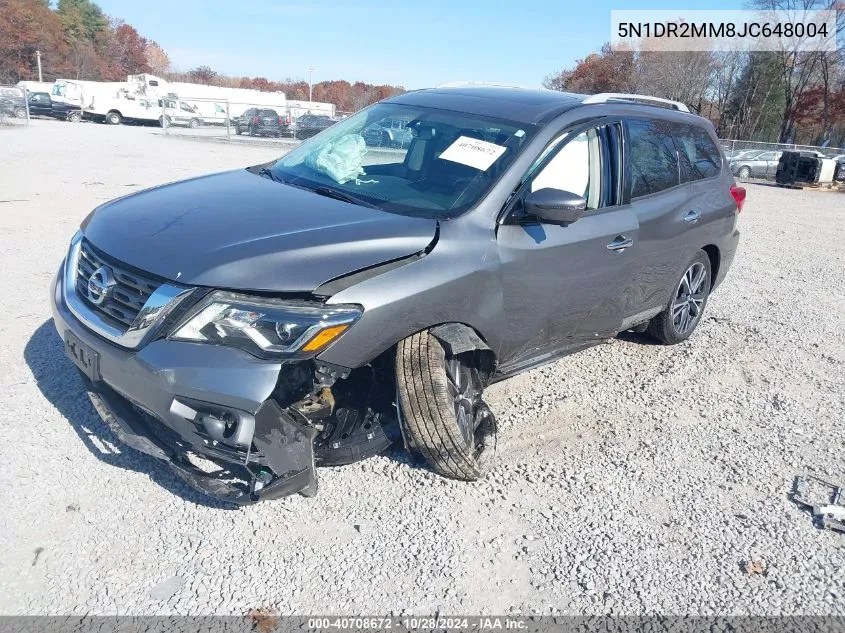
[
  {"xmin": 627, "ymin": 119, "xmax": 679, "ymax": 198},
  {"xmin": 673, "ymin": 123, "xmax": 722, "ymax": 182}
]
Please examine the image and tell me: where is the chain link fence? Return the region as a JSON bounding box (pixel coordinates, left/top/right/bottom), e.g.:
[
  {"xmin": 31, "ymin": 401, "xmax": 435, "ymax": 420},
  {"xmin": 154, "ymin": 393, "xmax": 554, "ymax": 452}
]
[
  {"xmin": 718, "ymin": 138, "xmax": 844, "ymax": 183},
  {"xmin": 0, "ymin": 85, "xmax": 30, "ymax": 128},
  {"xmin": 720, "ymin": 138, "xmax": 845, "ymax": 158},
  {"xmin": 157, "ymin": 96, "xmax": 344, "ymax": 143}
]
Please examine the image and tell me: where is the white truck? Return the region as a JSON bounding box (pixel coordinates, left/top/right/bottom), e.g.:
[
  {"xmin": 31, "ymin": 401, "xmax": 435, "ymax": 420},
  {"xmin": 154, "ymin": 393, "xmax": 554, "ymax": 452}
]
[
  {"xmin": 17, "ymin": 81, "xmax": 56, "ymax": 94},
  {"xmin": 51, "ymin": 80, "xmax": 141, "ymax": 124},
  {"xmin": 129, "ymin": 74, "xmax": 290, "ymax": 126},
  {"xmin": 287, "ymin": 99, "xmax": 336, "ymax": 119}
]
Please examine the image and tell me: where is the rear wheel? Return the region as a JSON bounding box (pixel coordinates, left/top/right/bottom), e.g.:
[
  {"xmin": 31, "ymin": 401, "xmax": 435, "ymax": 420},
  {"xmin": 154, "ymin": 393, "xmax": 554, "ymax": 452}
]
[
  {"xmin": 647, "ymin": 251, "xmax": 712, "ymax": 344},
  {"xmin": 106, "ymin": 111, "xmax": 122, "ymax": 125},
  {"xmin": 396, "ymin": 331, "xmax": 497, "ymax": 481},
  {"xmin": 189, "ymin": 118, "xmax": 201, "ymax": 129},
  {"xmin": 14, "ymin": 107, "xmax": 26, "ymax": 119}
]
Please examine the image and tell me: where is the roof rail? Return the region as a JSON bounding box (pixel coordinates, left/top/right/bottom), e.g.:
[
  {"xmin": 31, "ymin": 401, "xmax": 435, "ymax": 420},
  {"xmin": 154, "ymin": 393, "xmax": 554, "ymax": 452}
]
[
  {"xmin": 436, "ymin": 81, "xmax": 532, "ymax": 90},
  {"xmin": 581, "ymin": 93, "xmax": 690, "ymax": 112}
]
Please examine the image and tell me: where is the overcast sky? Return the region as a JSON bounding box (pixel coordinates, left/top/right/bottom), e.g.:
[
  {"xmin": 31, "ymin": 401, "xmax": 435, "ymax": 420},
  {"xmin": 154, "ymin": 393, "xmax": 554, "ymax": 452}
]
[{"xmin": 96, "ymin": 0, "xmax": 740, "ymax": 88}]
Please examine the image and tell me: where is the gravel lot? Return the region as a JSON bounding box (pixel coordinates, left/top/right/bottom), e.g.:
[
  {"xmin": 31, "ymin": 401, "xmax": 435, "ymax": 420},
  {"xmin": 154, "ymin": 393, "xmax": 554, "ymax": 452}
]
[{"xmin": 1, "ymin": 119, "xmax": 843, "ymax": 616}]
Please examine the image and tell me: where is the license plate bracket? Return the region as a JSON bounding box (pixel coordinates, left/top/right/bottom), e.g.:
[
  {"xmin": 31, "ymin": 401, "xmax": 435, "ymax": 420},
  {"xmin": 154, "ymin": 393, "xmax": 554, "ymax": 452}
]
[{"xmin": 64, "ymin": 331, "xmax": 100, "ymax": 382}]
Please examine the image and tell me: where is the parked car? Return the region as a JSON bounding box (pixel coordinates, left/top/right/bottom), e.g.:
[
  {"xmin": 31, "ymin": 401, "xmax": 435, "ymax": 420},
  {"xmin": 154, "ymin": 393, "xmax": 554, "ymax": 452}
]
[
  {"xmin": 363, "ymin": 118, "xmax": 414, "ymax": 148},
  {"xmin": 235, "ymin": 107, "xmax": 288, "ymax": 137},
  {"xmin": 725, "ymin": 149, "xmax": 765, "ymax": 161},
  {"xmin": 731, "ymin": 150, "xmax": 782, "ymax": 179},
  {"xmin": 0, "ymin": 86, "xmax": 27, "ymax": 119},
  {"xmin": 51, "ymin": 87, "xmax": 742, "ymax": 504},
  {"xmin": 26, "ymin": 91, "xmax": 83, "ymax": 122},
  {"xmin": 294, "ymin": 114, "xmax": 336, "ymax": 139}
]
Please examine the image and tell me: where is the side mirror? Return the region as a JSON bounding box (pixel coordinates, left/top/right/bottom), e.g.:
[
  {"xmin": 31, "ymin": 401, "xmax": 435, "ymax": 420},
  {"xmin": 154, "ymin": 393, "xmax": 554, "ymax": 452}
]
[{"xmin": 524, "ymin": 188, "xmax": 587, "ymax": 224}]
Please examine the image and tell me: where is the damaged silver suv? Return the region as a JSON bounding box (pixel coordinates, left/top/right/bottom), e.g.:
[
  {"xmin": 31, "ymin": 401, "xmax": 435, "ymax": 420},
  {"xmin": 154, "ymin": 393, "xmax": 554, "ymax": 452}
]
[{"xmin": 51, "ymin": 86, "xmax": 743, "ymax": 504}]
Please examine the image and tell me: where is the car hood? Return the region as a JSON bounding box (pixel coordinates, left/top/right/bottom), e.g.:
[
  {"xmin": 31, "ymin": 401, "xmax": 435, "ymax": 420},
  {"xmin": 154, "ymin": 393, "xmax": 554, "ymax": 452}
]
[{"xmin": 81, "ymin": 169, "xmax": 438, "ymax": 293}]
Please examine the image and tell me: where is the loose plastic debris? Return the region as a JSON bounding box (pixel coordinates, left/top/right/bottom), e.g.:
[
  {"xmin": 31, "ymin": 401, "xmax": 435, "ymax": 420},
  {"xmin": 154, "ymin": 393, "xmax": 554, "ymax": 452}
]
[{"xmin": 791, "ymin": 475, "xmax": 845, "ymax": 533}]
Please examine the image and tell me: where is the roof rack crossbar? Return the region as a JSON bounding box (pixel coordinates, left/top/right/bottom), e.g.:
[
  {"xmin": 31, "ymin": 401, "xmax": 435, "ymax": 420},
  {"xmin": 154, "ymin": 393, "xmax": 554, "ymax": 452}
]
[{"xmin": 581, "ymin": 93, "xmax": 690, "ymax": 112}]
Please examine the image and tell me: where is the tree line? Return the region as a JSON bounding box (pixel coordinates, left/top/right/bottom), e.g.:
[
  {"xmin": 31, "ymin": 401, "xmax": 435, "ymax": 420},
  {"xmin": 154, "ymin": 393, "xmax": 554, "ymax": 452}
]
[
  {"xmin": 168, "ymin": 66, "xmax": 404, "ymax": 113},
  {"xmin": 0, "ymin": 0, "xmax": 404, "ymax": 112},
  {"xmin": 1, "ymin": 0, "xmax": 170, "ymax": 83},
  {"xmin": 543, "ymin": 0, "xmax": 845, "ymax": 146}
]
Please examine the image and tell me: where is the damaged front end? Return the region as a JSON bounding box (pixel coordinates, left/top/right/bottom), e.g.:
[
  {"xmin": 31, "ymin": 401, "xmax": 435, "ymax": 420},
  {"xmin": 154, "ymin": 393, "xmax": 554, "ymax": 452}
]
[{"xmin": 85, "ymin": 355, "xmax": 397, "ymax": 506}]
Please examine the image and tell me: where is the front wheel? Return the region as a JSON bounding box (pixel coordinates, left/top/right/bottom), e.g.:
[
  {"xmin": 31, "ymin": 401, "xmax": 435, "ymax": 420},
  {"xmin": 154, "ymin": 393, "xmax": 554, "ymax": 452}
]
[
  {"xmin": 647, "ymin": 251, "xmax": 712, "ymax": 344},
  {"xmin": 189, "ymin": 118, "xmax": 201, "ymax": 129},
  {"xmin": 106, "ymin": 111, "xmax": 122, "ymax": 125},
  {"xmin": 67, "ymin": 111, "xmax": 81, "ymax": 123},
  {"xmin": 14, "ymin": 107, "xmax": 26, "ymax": 119},
  {"xmin": 737, "ymin": 166, "xmax": 751, "ymax": 180},
  {"xmin": 396, "ymin": 331, "xmax": 497, "ymax": 481}
]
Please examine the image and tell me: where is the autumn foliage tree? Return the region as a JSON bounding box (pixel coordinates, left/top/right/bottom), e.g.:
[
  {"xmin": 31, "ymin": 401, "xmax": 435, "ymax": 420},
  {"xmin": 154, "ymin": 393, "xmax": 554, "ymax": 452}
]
[
  {"xmin": 544, "ymin": 43, "xmax": 636, "ymax": 94},
  {"xmin": 544, "ymin": 36, "xmax": 845, "ymax": 145},
  {"xmin": 101, "ymin": 21, "xmax": 150, "ymax": 79},
  {"xmin": 0, "ymin": 0, "xmax": 70, "ymax": 83},
  {"xmin": 0, "ymin": 0, "xmax": 167, "ymax": 82},
  {"xmin": 144, "ymin": 41, "xmax": 170, "ymax": 75},
  {"xmin": 1, "ymin": 0, "xmax": 402, "ymax": 113},
  {"xmin": 185, "ymin": 65, "xmax": 217, "ymax": 85}
]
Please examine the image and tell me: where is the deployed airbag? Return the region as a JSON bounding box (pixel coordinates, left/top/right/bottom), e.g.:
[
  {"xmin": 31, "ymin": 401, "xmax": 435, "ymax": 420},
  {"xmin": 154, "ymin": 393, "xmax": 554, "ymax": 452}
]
[{"xmin": 305, "ymin": 133, "xmax": 371, "ymax": 184}]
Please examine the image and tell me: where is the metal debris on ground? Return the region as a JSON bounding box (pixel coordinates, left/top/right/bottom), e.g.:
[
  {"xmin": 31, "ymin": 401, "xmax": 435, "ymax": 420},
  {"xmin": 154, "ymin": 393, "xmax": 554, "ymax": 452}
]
[
  {"xmin": 742, "ymin": 560, "xmax": 768, "ymax": 576},
  {"xmin": 791, "ymin": 475, "xmax": 845, "ymax": 533}
]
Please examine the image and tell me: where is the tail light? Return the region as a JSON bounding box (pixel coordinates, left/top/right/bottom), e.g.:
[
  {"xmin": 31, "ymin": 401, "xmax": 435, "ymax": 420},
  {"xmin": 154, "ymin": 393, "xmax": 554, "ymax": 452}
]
[
  {"xmin": 278, "ymin": 116, "xmax": 284, "ymax": 125},
  {"xmin": 730, "ymin": 184, "xmax": 746, "ymax": 213},
  {"xmin": 286, "ymin": 114, "xmax": 291, "ymax": 125},
  {"xmin": 252, "ymin": 116, "xmax": 260, "ymax": 124}
]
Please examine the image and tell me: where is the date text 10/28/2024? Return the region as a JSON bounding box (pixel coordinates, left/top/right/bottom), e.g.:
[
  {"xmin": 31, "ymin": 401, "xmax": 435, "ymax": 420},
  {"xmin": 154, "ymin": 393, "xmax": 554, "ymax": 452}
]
[{"xmin": 308, "ymin": 617, "xmax": 529, "ymax": 631}]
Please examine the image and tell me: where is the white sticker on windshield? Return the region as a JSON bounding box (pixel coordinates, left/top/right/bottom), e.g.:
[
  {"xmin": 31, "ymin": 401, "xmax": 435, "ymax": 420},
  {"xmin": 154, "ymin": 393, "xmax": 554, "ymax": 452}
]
[{"xmin": 438, "ymin": 136, "xmax": 507, "ymax": 171}]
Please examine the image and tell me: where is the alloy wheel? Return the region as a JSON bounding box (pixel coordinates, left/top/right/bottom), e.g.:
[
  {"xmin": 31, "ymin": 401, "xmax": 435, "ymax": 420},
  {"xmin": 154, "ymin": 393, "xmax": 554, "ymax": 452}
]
[
  {"xmin": 445, "ymin": 356, "xmax": 484, "ymax": 449},
  {"xmin": 672, "ymin": 262, "xmax": 708, "ymax": 335}
]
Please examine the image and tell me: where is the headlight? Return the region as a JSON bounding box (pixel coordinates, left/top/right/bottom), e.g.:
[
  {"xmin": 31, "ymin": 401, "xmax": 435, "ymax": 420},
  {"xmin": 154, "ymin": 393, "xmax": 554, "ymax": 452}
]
[{"xmin": 170, "ymin": 291, "xmax": 362, "ymax": 359}]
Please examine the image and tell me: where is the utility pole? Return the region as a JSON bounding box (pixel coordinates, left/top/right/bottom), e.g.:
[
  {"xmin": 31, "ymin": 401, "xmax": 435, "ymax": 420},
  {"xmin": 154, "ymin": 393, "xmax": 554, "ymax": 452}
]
[
  {"xmin": 308, "ymin": 66, "xmax": 315, "ymax": 112},
  {"xmin": 36, "ymin": 50, "xmax": 43, "ymax": 82}
]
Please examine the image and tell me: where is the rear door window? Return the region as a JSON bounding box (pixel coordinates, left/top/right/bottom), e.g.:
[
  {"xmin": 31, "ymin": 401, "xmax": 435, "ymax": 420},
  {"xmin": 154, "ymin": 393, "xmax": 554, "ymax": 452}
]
[
  {"xmin": 626, "ymin": 119, "xmax": 679, "ymax": 198},
  {"xmin": 673, "ymin": 123, "xmax": 722, "ymax": 182}
]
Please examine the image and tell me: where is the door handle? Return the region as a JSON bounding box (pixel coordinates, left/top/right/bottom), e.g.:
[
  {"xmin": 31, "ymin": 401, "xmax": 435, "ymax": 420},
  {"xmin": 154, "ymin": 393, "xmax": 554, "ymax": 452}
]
[
  {"xmin": 684, "ymin": 210, "xmax": 700, "ymax": 223},
  {"xmin": 606, "ymin": 236, "xmax": 633, "ymax": 252}
]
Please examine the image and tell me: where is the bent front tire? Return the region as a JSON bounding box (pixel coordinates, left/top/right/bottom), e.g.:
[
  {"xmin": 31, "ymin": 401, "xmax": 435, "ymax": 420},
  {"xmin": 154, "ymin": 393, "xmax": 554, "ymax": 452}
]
[
  {"xmin": 395, "ymin": 331, "xmax": 496, "ymax": 481},
  {"xmin": 647, "ymin": 250, "xmax": 712, "ymax": 345}
]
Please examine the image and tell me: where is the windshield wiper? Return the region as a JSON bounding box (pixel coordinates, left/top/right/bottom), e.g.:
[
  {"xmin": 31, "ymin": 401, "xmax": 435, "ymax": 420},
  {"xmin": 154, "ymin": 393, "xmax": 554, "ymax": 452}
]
[
  {"xmin": 259, "ymin": 171, "xmax": 379, "ymax": 209},
  {"xmin": 310, "ymin": 186, "xmax": 379, "ymax": 209},
  {"xmin": 258, "ymin": 167, "xmax": 284, "ymax": 183}
]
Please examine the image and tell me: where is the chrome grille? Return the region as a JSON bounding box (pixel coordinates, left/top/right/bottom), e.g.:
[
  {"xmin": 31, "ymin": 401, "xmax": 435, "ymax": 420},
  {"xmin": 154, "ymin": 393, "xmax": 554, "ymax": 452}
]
[{"xmin": 75, "ymin": 240, "xmax": 161, "ymax": 330}]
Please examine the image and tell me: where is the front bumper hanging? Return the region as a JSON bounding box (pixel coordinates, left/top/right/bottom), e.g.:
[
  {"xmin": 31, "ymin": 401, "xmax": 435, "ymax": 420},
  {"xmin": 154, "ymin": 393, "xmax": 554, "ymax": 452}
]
[{"xmin": 85, "ymin": 377, "xmax": 318, "ymax": 505}]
